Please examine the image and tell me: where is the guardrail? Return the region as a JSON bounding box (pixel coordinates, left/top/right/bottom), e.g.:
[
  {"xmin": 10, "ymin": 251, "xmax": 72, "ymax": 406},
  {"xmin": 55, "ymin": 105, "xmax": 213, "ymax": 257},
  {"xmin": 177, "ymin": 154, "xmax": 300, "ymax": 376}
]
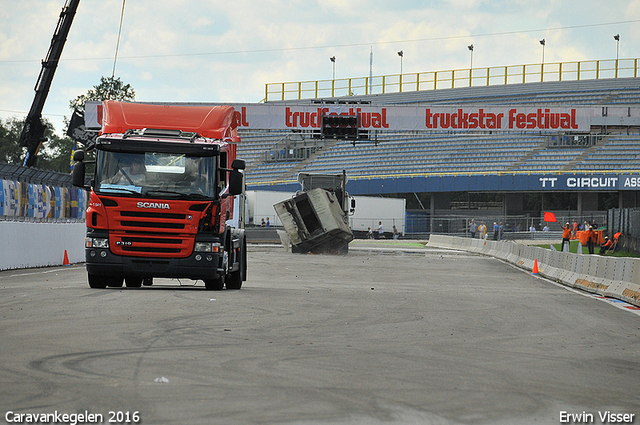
[
  {"xmin": 427, "ymin": 234, "xmax": 640, "ymax": 307},
  {"xmin": 265, "ymin": 58, "xmax": 640, "ymax": 101},
  {"xmin": 0, "ymin": 221, "xmax": 85, "ymax": 270}
]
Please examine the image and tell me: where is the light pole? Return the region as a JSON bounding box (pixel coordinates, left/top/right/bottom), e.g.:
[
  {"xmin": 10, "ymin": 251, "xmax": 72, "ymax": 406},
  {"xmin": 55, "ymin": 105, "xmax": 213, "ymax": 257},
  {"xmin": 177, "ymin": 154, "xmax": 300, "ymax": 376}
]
[
  {"xmin": 468, "ymin": 44, "xmax": 474, "ymax": 86},
  {"xmin": 330, "ymin": 56, "xmax": 336, "ymax": 80},
  {"xmin": 614, "ymin": 34, "xmax": 620, "ymax": 78},
  {"xmin": 539, "ymin": 39, "xmax": 546, "ymax": 81},
  {"xmin": 398, "ymin": 50, "xmax": 404, "ymax": 92}
]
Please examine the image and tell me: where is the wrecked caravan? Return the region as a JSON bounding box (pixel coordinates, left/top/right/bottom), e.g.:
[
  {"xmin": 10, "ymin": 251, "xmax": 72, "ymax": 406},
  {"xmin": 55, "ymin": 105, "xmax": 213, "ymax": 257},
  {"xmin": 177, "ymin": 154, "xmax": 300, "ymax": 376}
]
[{"xmin": 274, "ymin": 173, "xmax": 354, "ymax": 254}]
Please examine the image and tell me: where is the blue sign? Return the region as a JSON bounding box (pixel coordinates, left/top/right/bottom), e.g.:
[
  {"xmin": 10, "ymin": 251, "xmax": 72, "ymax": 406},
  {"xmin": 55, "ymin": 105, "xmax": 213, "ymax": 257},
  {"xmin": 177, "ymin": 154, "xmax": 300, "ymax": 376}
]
[{"xmin": 248, "ymin": 173, "xmax": 640, "ymax": 195}]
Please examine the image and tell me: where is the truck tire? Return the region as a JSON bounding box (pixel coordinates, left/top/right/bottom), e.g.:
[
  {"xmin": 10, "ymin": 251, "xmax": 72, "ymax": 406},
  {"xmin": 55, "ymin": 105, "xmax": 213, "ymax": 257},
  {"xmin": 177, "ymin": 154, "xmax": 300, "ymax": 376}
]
[
  {"xmin": 226, "ymin": 239, "xmax": 246, "ymax": 290},
  {"xmin": 107, "ymin": 277, "xmax": 124, "ymax": 287},
  {"xmin": 204, "ymin": 275, "xmax": 224, "ymax": 290},
  {"xmin": 125, "ymin": 277, "xmax": 143, "ymax": 288},
  {"xmin": 88, "ymin": 274, "xmax": 108, "ymax": 289}
]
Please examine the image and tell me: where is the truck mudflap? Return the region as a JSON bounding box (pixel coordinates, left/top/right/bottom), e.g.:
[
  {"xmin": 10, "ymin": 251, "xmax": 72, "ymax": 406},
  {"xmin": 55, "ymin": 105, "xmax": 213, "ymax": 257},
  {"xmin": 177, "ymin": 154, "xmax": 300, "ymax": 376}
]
[{"xmin": 274, "ymin": 188, "xmax": 353, "ymax": 254}]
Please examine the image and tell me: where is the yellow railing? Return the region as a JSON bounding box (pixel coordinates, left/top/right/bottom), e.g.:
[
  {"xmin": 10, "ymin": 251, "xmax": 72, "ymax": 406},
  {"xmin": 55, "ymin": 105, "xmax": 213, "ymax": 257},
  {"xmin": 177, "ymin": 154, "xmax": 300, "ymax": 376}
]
[{"xmin": 264, "ymin": 58, "xmax": 639, "ymax": 102}]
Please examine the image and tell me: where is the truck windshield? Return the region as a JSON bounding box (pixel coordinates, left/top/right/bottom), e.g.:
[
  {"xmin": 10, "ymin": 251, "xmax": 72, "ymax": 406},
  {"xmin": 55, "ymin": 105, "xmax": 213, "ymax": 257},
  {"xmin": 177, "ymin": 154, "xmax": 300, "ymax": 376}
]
[{"xmin": 95, "ymin": 151, "xmax": 216, "ymax": 199}]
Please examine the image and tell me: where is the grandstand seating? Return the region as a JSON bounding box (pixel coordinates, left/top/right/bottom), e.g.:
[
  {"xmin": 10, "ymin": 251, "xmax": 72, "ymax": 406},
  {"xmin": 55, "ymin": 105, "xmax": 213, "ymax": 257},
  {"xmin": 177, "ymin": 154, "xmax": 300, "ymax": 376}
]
[{"xmin": 237, "ymin": 78, "xmax": 640, "ymax": 186}]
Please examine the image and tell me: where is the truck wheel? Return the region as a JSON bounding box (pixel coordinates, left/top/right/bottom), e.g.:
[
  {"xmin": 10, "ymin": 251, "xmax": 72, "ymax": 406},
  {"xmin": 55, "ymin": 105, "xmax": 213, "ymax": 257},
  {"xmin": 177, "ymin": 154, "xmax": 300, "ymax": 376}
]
[
  {"xmin": 226, "ymin": 269, "xmax": 242, "ymax": 289},
  {"xmin": 88, "ymin": 274, "xmax": 108, "ymax": 289},
  {"xmin": 226, "ymin": 240, "xmax": 246, "ymax": 290},
  {"xmin": 204, "ymin": 275, "xmax": 224, "ymax": 290},
  {"xmin": 107, "ymin": 277, "xmax": 124, "ymax": 287},
  {"xmin": 125, "ymin": 277, "xmax": 143, "ymax": 288}
]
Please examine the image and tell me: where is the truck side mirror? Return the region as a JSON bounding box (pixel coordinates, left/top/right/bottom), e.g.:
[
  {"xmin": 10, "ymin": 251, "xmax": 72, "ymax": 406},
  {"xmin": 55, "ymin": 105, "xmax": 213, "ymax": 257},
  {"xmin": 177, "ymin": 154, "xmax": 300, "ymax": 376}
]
[
  {"xmin": 72, "ymin": 161, "xmax": 86, "ymax": 188},
  {"xmin": 228, "ymin": 170, "xmax": 244, "ymax": 196},
  {"xmin": 231, "ymin": 159, "xmax": 246, "ymax": 170}
]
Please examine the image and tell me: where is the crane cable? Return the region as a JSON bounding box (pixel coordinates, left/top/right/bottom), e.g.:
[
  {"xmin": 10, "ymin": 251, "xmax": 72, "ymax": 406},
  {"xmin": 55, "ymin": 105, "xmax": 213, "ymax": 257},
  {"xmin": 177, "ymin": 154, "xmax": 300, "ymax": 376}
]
[{"xmin": 112, "ymin": 0, "xmax": 126, "ymax": 78}]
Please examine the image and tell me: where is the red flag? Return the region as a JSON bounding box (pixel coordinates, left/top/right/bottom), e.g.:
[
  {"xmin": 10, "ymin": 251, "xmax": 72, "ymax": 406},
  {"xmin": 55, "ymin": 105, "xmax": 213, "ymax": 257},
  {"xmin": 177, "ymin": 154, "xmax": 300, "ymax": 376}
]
[{"xmin": 544, "ymin": 212, "xmax": 557, "ymax": 222}]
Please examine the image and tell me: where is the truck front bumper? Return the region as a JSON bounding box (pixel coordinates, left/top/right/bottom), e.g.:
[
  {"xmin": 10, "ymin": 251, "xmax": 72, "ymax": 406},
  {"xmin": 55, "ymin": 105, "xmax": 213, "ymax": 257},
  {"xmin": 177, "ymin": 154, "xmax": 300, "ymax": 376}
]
[{"xmin": 85, "ymin": 247, "xmax": 223, "ymax": 280}]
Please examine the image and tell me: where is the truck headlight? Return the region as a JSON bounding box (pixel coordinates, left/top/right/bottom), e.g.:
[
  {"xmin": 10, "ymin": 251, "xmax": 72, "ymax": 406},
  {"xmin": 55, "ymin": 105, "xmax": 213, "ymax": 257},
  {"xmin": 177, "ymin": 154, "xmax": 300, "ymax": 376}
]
[
  {"xmin": 86, "ymin": 237, "xmax": 109, "ymax": 249},
  {"xmin": 194, "ymin": 242, "xmax": 220, "ymax": 253}
]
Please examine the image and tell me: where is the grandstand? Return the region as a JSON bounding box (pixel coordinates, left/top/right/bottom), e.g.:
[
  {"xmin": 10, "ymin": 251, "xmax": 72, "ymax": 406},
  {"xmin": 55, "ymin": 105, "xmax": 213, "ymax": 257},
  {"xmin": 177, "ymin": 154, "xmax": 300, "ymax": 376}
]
[
  {"xmin": 237, "ymin": 75, "xmax": 640, "ymax": 234},
  {"xmin": 241, "ymin": 77, "xmax": 640, "ymax": 184}
]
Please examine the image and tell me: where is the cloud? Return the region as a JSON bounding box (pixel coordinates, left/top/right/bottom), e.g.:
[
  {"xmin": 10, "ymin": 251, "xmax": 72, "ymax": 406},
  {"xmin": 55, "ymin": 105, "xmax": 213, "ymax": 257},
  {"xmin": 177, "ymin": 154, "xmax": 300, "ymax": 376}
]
[{"xmin": 0, "ymin": 0, "xmax": 638, "ymax": 136}]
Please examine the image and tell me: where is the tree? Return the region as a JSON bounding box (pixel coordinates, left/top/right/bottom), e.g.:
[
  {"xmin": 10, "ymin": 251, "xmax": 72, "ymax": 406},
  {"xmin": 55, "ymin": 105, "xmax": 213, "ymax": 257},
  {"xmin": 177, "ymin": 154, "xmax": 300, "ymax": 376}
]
[
  {"xmin": 0, "ymin": 76, "xmax": 135, "ymax": 173},
  {"xmin": 0, "ymin": 117, "xmax": 26, "ymax": 165},
  {"xmin": 0, "ymin": 117, "xmax": 74, "ymax": 173},
  {"xmin": 69, "ymin": 76, "xmax": 135, "ymax": 112}
]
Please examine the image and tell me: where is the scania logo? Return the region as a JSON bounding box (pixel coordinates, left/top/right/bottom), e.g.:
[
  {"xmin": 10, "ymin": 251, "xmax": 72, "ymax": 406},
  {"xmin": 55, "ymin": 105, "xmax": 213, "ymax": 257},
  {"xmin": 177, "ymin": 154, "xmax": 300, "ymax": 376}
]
[{"xmin": 137, "ymin": 202, "xmax": 170, "ymax": 209}]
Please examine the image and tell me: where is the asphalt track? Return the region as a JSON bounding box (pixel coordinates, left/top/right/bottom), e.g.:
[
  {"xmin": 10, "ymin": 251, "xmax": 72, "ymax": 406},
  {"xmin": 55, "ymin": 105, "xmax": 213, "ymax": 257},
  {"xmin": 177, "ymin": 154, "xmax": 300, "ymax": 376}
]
[{"xmin": 1, "ymin": 241, "xmax": 639, "ymax": 425}]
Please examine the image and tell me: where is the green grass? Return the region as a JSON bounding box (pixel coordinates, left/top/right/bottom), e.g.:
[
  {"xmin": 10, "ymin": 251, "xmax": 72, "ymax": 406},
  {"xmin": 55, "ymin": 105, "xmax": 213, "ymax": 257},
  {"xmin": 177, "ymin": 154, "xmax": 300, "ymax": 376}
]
[
  {"xmin": 351, "ymin": 240, "xmax": 427, "ymax": 248},
  {"xmin": 538, "ymin": 240, "xmax": 639, "ymax": 257}
]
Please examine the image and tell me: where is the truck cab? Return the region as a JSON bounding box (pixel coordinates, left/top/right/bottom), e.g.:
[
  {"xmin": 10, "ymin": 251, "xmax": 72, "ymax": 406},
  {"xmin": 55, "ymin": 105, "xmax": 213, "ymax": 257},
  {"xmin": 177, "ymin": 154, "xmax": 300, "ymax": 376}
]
[{"xmin": 73, "ymin": 101, "xmax": 246, "ymax": 290}]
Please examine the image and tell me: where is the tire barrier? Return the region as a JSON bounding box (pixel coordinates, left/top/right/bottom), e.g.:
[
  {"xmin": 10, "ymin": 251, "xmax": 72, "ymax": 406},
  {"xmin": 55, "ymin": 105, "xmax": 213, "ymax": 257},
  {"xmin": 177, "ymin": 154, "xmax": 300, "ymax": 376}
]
[{"xmin": 427, "ymin": 235, "xmax": 640, "ymax": 308}]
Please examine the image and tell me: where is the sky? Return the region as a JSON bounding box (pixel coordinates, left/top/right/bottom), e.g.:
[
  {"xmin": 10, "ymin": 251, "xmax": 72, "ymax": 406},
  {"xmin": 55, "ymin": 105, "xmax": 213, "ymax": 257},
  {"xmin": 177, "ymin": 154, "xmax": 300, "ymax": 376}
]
[{"xmin": 1, "ymin": 0, "xmax": 639, "ymax": 137}]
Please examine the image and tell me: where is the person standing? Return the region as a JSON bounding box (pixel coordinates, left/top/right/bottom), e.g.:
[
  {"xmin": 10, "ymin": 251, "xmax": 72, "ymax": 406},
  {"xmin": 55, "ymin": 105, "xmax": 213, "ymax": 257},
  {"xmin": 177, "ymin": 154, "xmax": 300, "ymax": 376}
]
[
  {"xmin": 469, "ymin": 219, "xmax": 477, "ymax": 238},
  {"xmin": 493, "ymin": 222, "xmax": 499, "ymax": 240},
  {"xmin": 378, "ymin": 221, "xmax": 384, "ymax": 239},
  {"xmin": 586, "ymin": 226, "xmax": 597, "ymax": 254},
  {"xmin": 562, "ymin": 223, "xmax": 572, "ymax": 252},
  {"xmin": 478, "ymin": 222, "xmax": 487, "ymax": 239}
]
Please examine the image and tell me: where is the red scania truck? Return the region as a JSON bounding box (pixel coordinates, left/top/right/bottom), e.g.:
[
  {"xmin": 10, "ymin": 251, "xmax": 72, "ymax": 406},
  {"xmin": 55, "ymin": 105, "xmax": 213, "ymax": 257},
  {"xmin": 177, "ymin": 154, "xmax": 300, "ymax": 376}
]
[{"xmin": 72, "ymin": 100, "xmax": 247, "ymax": 290}]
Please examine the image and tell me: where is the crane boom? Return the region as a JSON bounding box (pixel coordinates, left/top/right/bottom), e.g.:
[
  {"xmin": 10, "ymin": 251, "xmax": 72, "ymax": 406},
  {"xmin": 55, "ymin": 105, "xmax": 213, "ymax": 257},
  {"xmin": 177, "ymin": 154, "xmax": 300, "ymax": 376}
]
[{"xmin": 21, "ymin": 0, "xmax": 80, "ymax": 167}]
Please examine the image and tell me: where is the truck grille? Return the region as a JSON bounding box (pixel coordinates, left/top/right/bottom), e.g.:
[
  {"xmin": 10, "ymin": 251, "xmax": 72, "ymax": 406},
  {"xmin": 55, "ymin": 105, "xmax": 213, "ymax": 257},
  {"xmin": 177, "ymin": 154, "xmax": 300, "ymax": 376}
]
[{"xmin": 105, "ymin": 200, "xmax": 204, "ymax": 258}]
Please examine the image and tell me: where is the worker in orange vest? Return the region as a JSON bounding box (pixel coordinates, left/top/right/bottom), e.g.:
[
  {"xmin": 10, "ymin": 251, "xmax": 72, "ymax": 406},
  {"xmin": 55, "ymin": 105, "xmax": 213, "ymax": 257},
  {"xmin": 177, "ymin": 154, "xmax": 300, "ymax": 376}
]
[
  {"xmin": 586, "ymin": 226, "xmax": 597, "ymax": 254},
  {"xmin": 612, "ymin": 232, "xmax": 623, "ymax": 252},
  {"xmin": 562, "ymin": 222, "xmax": 572, "ymax": 251},
  {"xmin": 599, "ymin": 236, "xmax": 613, "ymax": 255}
]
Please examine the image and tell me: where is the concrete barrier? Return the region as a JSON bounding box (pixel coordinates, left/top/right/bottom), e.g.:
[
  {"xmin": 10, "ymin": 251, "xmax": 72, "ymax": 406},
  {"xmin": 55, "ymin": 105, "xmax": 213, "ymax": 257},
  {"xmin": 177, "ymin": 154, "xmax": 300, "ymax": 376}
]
[
  {"xmin": 0, "ymin": 220, "xmax": 85, "ymax": 271},
  {"xmin": 427, "ymin": 234, "xmax": 640, "ymax": 307}
]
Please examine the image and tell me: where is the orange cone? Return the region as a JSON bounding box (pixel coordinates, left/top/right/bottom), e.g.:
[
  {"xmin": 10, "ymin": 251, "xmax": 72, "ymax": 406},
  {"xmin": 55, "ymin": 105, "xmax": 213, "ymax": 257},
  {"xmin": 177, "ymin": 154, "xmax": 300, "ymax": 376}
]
[
  {"xmin": 63, "ymin": 250, "xmax": 70, "ymax": 266},
  {"xmin": 532, "ymin": 259, "xmax": 539, "ymax": 275}
]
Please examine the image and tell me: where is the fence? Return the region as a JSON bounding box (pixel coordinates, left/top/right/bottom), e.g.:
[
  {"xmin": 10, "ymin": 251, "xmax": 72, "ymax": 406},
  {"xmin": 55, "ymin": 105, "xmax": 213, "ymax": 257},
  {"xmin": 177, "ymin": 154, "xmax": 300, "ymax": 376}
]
[
  {"xmin": 265, "ymin": 58, "xmax": 640, "ymax": 101},
  {"xmin": 607, "ymin": 208, "xmax": 640, "ymax": 254},
  {"xmin": 0, "ymin": 163, "xmax": 72, "ymax": 186},
  {"xmin": 0, "ymin": 162, "xmax": 85, "ymax": 221},
  {"xmin": 404, "ymin": 212, "xmax": 607, "ymax": 240}
]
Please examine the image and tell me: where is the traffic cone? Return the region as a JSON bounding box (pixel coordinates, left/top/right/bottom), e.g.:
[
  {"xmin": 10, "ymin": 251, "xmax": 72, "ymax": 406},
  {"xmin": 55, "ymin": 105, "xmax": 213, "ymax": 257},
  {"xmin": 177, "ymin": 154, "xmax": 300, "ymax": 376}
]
[
  {"xmin": 63, "ymin": 250, "xmax": 70, "ymax": 266},
  {"xmin": 532, "ymin": 259, "xmax": 539, "ymax": 275}
]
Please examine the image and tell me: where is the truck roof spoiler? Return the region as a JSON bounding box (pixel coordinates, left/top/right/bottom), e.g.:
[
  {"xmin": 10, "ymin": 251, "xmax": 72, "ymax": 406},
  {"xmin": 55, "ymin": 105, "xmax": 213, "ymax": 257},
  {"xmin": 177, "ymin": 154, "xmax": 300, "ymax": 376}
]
[{"xmin": 101, "ymin": 100, "xmax": 238, "ymax": 140}]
